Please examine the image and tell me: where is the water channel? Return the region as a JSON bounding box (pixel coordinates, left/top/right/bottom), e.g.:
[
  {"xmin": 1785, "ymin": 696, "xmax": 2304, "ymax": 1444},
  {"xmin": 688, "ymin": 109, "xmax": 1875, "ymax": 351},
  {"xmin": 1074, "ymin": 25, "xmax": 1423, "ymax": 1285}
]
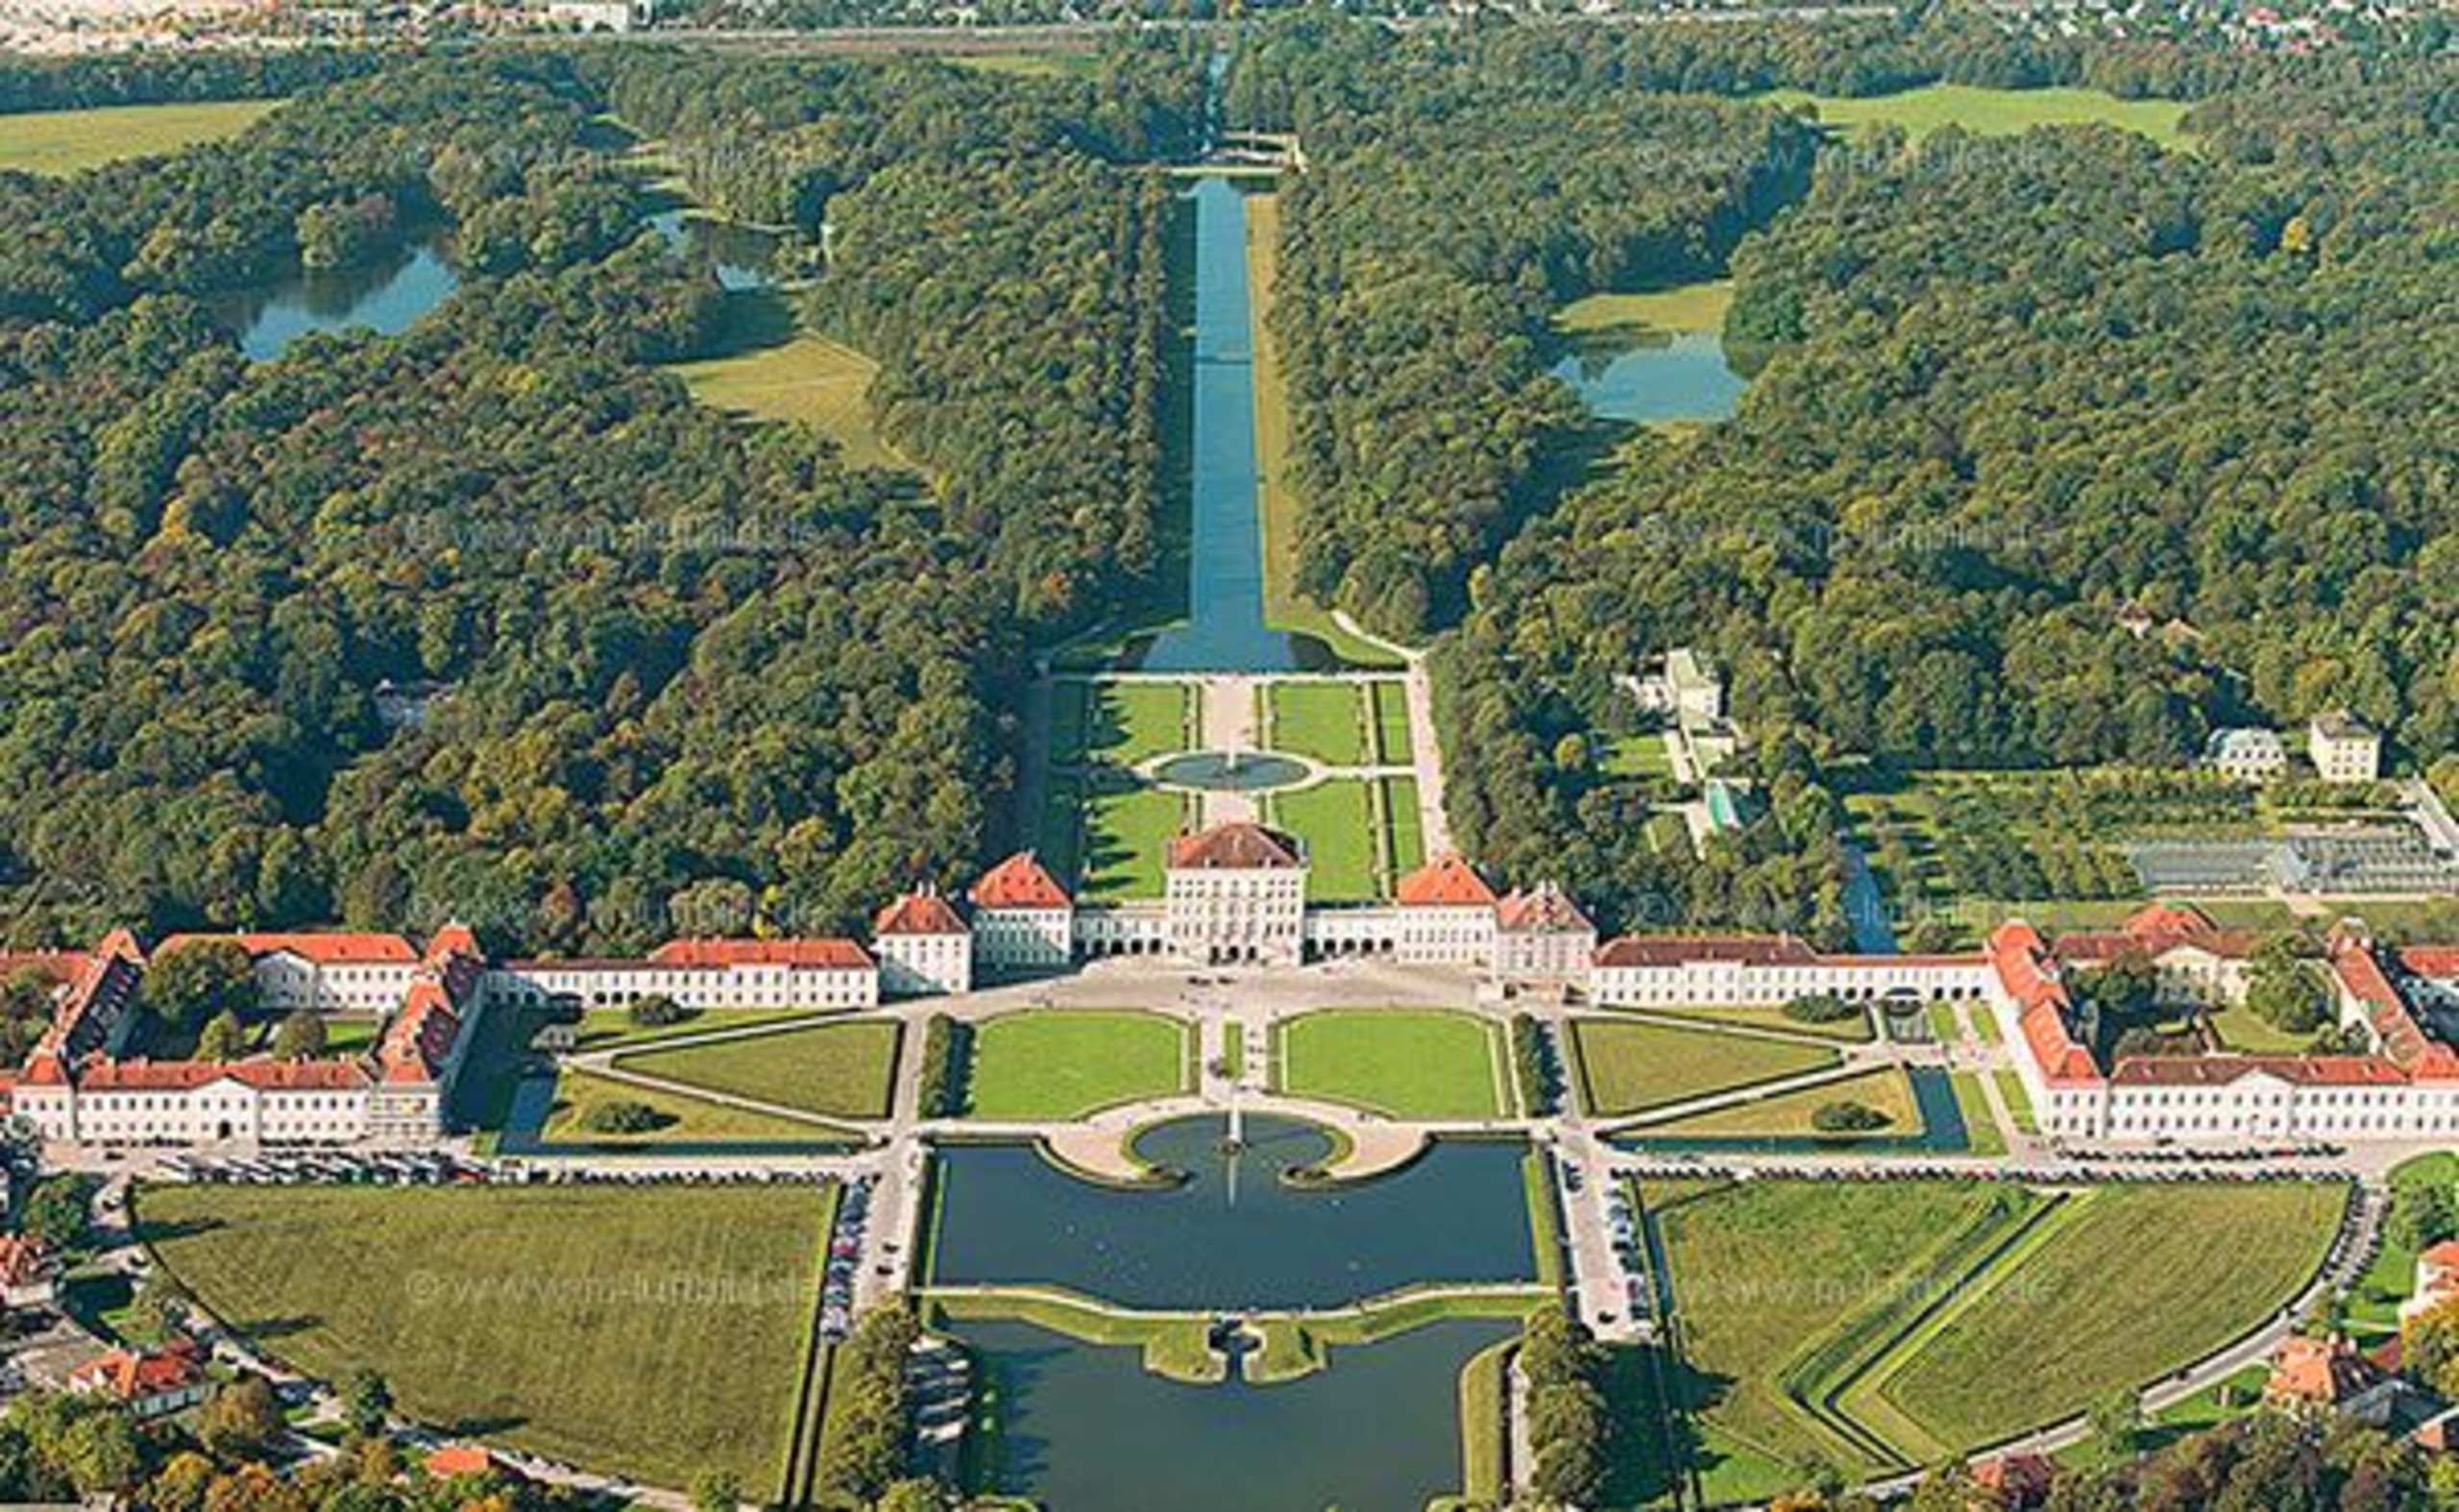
[{"xmin": 929, "ymin": 1114, "xmax": 1537, "ymax": 1310}]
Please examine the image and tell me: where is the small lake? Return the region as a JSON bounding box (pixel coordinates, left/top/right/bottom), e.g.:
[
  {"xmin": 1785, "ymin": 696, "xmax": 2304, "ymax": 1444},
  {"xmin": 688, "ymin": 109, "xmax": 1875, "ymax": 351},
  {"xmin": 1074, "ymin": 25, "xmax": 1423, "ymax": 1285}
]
[
  {"xmin": 645, "ymin": 207, "xmax": 778, "ymax": 291},
  {"xmin": 1550, "ymin": 327, "xmax": 1748, "ymax": 426},
  {"xmin": 959, "ymin": 1314, "xmax": 1508, "ymax": 1512},
  {"xmin": 212, "ymin": 238, "xmax": 459, "ymax": 360},
  {"xmin": 929, "ymin": 1114, "xmax": 1536, "ymax": 1309}
]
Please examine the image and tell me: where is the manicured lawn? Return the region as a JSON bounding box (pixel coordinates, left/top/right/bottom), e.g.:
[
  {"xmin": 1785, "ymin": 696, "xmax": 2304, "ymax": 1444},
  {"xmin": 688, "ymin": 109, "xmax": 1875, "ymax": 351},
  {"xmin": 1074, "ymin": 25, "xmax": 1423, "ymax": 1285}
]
[
  {"xmin": 543, "ymin": 1068, "xmax": 859, "ymax": 1145},
  {"xmin": 1625, "ymin": 1001, "xmax": 1873, "ymax": 1043},
  {"xmin": 670, "ymin": 332, "xmax": 907, "ymax": 470},
  {"xmin": 1370, "ymin": 681, "xmax": 1413, "ymax": 764},
  {"xmin": 1055, "ymin": 680, "xmax": 1193, "ymax": 768},
  {"xmin": 1271, "ymin": 779, "xmax": 1381, "ymax": 901},
  {"xmin": 1555, "ymin": 279, "xmax": 1733, "ymax": 335},
  {"xmin": 2350, "ymin": 1153, "xmax": 2458, "ymax": 1334},
  {"xmin": 1079, "ymin": 779, "xmax": 1192, "ymax": 901},
  {"xmin": 140, "ymin": 1183, "xmax": 834, "ymax": 1494},
  {"xmin": 1948, "ymin": 1070, "xmax": 2005, "ymax": 1157},
  {"xmin": 618, "ymin": 1019, "xmax": 900, "ymax": 1119},
  {"xmin": 2205, "ymin": 1004, "xmax": 2316, "ymax": 1055},
  {"xmin": 1635, "ymin": 1066, "xmax": 1920, "ymax": 1140},
  {"xmin": 1761, "ymin": 83, "xmax": 2190, "ymax": 147},
  {"xmin": 1991, "ymin": 1067, "xmax": 2038, "ymax": 1134},
  {"xmin": 1276, "ymin": 1009, "xmax": 1506, "ymax": 1118},
  {"xmin": 0, "ymin": 99, "xmax": 281, "ymax": 174},
  {"xmin": 1570, "ymin": 1018, "xmax": 1838, "ymax": 1117},
  {"xmin": 1266, "ymin": 682, "xmax": 1371, "ymax": 766},
  {"xmin": 965, "ymin": 1010, "xmax": 1192, "ymax": 1120},
  {"xmin": 570, "ymin": 1005, "xmax": 825, "ymax": 1054},
  {"xmin": 1602, "ymin": 733, "xmax": 1676, "ymax": 780},
  {"xmin": 1871, "ymin": 1183, "xmax": 2343, "ymax": 1451},
  {"xmin": 1382, "ymin": 776, "xmax": 1425, "ymax": 875}
]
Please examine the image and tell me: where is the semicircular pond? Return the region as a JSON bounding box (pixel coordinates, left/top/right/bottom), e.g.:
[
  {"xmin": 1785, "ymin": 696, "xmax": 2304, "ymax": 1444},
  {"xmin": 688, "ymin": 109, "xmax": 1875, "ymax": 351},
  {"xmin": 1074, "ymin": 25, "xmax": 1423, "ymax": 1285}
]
[
  {"xmin": 1147, "ymin": 750, "xmax": 1313, "ymax": 793},
  {"xmin": 927, "ymin": 1113, "xmax": 1537, "ymax": 1309}
]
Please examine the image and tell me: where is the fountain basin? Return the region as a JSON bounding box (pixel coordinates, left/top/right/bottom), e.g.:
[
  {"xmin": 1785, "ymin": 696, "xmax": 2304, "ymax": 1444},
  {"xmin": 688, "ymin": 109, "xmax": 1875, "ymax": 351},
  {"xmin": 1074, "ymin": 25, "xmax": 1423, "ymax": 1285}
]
[{"xmin": 1147, "ymin": 750, "xmax": 1313, "ymax": 793}]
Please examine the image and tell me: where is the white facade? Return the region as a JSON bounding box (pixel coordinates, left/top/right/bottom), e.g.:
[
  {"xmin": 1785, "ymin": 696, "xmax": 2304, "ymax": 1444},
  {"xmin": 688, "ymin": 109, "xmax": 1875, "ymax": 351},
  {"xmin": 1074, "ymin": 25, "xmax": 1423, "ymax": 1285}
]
[
  {"xmin": 1593, "ymin": 942, "xmax": 1991, "ymax": 1010},
  {"xmin": 1166, "ymin": 864, "xmax": 1306, "ymax": 965},
  {"xmin": 2203, "ymin": 727, "xmax": 2288, "ymax": 784},
  {"xmin": 973, "ymin": 906, "xmax": 1073, "ymax": 973},
  {"xmin": 1396, "ymin": 905, "xmax": 1497, "ymax": 966},
  {"xmin": 486, "ymin": 957, "xmax": 877, "ymax": 1012},
  {"xmin": 878, "ymin": 931, "xmax": 971, "ymax": 998},
  {"xmin": 2310, "ymin": 712, "xmax": 2383, "ymax": 783}
]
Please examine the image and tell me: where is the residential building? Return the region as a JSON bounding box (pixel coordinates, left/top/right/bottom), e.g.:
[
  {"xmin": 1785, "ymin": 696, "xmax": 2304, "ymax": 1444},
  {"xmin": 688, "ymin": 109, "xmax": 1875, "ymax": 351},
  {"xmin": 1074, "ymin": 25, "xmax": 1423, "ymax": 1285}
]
[
  {"xmin": 1493, "ymin": 883, "xmax": 1595, "ymax": 984},
  {"xmin": 2264, "ymin": 1335, "xmax": 2403, "ymax": 1425},
  {"xmin": 152, "ymin": 932, "xmax": 420, "ymax": 1015},
  {"xmin": 488, "ymin": 938, "xmax": 878, "ymax": 1014},
  {"xmin": 1163, "ymin": 820, "xmax": 1308, "ymax": 966},
  {"xmin": 1592, "ymin": 935, "xmax": 1991, "ymax": 1010},
  {"xmin": 68, "ymin": 1344, "xmax": 208, "ymax": 1421},
  {"xmin": 2050, "ymin": 902, "xmax": 2257, "ymax": 1007},
  {"xmin": 873, "ymin": 889, "xmax": 972, "ymax": 997},
  {"xmin": 2203, "ymin": 726, "xmax": 2288, "ymax": 783},
  {"xmin": 0, "ymin": 1234, "xmax": 58, "ymax": 1309},
  {"xmin": 1392, "ymin": 854, "xmax": 1499, "ymax": 966},
  {"xmin": 2398, "ymin": 1240, "xmax": 2459, "ymax": 1329},
  {"xmin": 968, "ymin": 852, "xmax": 1075, "ymax": 975},
  {"xmin": 2311, "ymin": 710, "xmax": 2384, "ymax": 783}
]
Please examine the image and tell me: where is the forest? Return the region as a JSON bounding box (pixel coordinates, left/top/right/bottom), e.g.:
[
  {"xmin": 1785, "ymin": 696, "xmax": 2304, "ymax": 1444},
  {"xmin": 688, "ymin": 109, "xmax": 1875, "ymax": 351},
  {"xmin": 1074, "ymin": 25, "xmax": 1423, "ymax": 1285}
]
[{"xmin": 0, "ymin": 44, "xmax": 1203, "ymax": 952}]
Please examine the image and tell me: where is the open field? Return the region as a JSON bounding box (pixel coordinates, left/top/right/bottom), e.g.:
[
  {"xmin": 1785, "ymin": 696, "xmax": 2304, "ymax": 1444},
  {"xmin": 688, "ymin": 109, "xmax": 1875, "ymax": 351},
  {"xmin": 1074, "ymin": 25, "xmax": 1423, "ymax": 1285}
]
[
  {"xmin": 1245, "ymin": 192, "xmax": 1404, "ymax": 670},
  {"xmin": 1633, "ymin": 1065, "xmax": 1920, "ymax": 1139},
  {"xmin": 544, "ymin": 1067, "xmax": 858, "ymax": 1145},
  {"xmin": 965, "ymin": 1010, "xmax": 1191, "ymax": 1119},
  {"xmin": 1271, "ymin": 778, "xmax": 1383, "ymax": 901},
  {"xmin": 1265, "ymin": 681, "xmax": 1371, "ymax": 766},
  {"xmin": 1276, "ymin": 1009, "xmax": 1507, "ymax": 1118},
  {"xmin": 1761, "ymin": 84, "xmax": 2190, "ymax": 147},
  {"xmin": 1570, "ymin": 1018, "xmax": 1838, "ymax": 1117},
  {"xmin": 670, "ymin": 332, "xmax": 907, "ymax": 471},
  {"xmin": 1555, "ymin": 279, "xmax": 1734, "ymax": 336},
  {"xmin": 0, "ymin": 99, "xmax": 280, "ymax": 174},
  {"xmin": 1868, "ymin": 1182, "xmax": 2343, "ymax": 1451},
  {"xmin": 140, "ymin": 1183, "xmax": 833, "ymax": 1493},
  {"xmin": 1052, "ymin": 679, "xmax": 1194, "ymax": 768},
  {"xmin": 618, "ymin": 1019, "xmax": 900, "ymax": 1119}
]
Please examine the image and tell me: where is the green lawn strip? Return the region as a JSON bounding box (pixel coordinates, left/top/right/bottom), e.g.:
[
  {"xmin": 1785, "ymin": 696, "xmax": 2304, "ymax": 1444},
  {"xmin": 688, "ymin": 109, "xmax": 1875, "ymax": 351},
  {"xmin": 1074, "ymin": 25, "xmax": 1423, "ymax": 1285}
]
[
  {"xmin": 1037, "ymin": 768, "xmax": 1086, "ymax": 887},
  {"xmin": 1969, "ymin": 1006, "xmax": 2004, "ymax": 1047},
  {"xmin": 925, "ymin": 1288, "xmax": 1222, "ymax": 1383},
  {"xmin": 1602, "ymin": 733, "xmax": 1676, "ymax": 780},
  {"xmin": 1632, "ymin": 1065, "xmax": 1919, "ymax": 1140},
  {"xmin": 616, "ymin": 1018, "xmax": 900, "ymax": 1119},
  {"xmin": 1947, "ymin": 1071, "xmax": 2006, "ymax": 1158},
  {"xmin": 1269, "ymin": 779, "xmax": 1379, "ymax": 901},
  {"xmin": 545, "ymin": 1066, "xmax": 863, "ymax": 1145},
  {"xmin": 1872, "ymin": 1183, "xmax": 2346, "ymax": 1450},
  {"xmin": 1383, "ymin": 776, "xmax": 1426, "ymax": 878},
  {"xmin": 1456, "ymin": 1338, "xmax": 1513, "ymax": 1503},
  {"xmin": 571, "ymin": 1005, "xmax": 829, "ymax": 1054},
  {"xmin": 2204, "ymin": 1003, "xmax": 2318, "ymax": 1055},
  {"xmin": 139, "ymin": 1183, "xmax": 832, "ymax": 1491},
  {"xmin": 1522, "ymin": 1150, "xmax": 1566, "ymax": 1288},
  {"xmin": 1989, "ymin": 1067, "xmax": 2039, "ymax": 1134},
  {"xmin": 1254, "ymin": 1287, "xmax": 1551, "ymax": 1384},
  {"xmin": 1266, "ymin": 682, "xmax": 1371, "ymax": 766},
  {"xmin": 1655, "ymin": 1181, "xmax": 2001, "ymax": 1486},
  {"xmin": 965, "ymin": 1010, "xmax": 1191, "ymax": 1120},
  {"xmin": 0, "ymin": 99, "xmax": 282, "ymax": 174},
  {"xmin": 1370, "ymin": 680, "xmax": 1413, "ymax": 764},
  {"xmin": 1086, "ymin": 680, "xmax": 1192, "ymax": 763},
  {"xmin": 1925, "ymin": 1000, "xmax": 1963, "ymax": 1047},
  {"xmin": 1572, "ymin": 1018, "xmax": 1840, "ymax": 1118},
  {"xmin": 1760, "ymin": 83, "xmax": 2190, "ymax": 147},
  {"xmin": 1080, "ymin": 779, "xmax": 1189, "ymax": 901},
  {"xmin": 1048, "ymin": 681, "xmax": 1092, "ymax": 767},
  {"xmin": 1276, "ymin": 1009, "xmax": 1504, "ymax": 1118},
  {"xmin": 1611, "ymin": 1001, "xmax": 1872, "ymax": 1043}
]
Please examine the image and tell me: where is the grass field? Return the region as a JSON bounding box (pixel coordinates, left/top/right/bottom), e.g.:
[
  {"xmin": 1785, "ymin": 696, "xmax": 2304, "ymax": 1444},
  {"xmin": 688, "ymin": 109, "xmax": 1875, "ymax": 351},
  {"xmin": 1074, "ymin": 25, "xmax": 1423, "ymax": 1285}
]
[
  {"xmin": 1246, "ymin": 192, "xmax": 1403, "ymax": 670},
  {"xmin": 1265, "ymin": 682, "xmax": 1371, "ymax": 766},
  {"xmin": 1069, "ymin": 777, "xmax": 1193, "ymax": 901},
  {"xmin": 1602, "ymin": 733, "xmax": 1677, "ymax": 780},
  {"xmin": 543, "ymin": 1067, "xmax": 857, "ymax": 1145},
  {"xmin": 569, "ymin": 1005, "xmax": 824, "ymax": 1054},
  {"xmin": 1275, "ymin": 1009, "xmax": 1507, "ymax": 1118},
  {"xmin": 1635, "ymin": 1066, "xmax": 1919, "ymax": 1139},
  {"xmin": 1053, "ymin": 680, "xmax": 1194, "ymax": 768},
  {"xmin": 1991, "ymin": 1067, "xmax": 2038, "ymax": 1134},
  {"xmin": 1622, "ymin": 1001, "xmax": 1874, "ymax": 1043},
  {"xmin": 1370, "ymin": 681, "xmax": 1413, "ymax": 764},
  {"xmin": 965, "ymin": 1010, "xmax": 1191, "ymax": 1120},
  {"xmin": 1949, "ymin": 1071, "xmax": 2006, "ymax": 1158},
  {"xmin": 2204, "ymin": 1003, "xmax": 2317, "ymax": 1055},
  {"xmin": 670, "ymin": 331, "xmax": 907, "ymax": 470},
  {"xmin": 1382, "ymin": 776, "xmax": 1426, "ymax": 875},
  {"xmin": 0, "ymin": 99, "xmax": 281, "ymax": 174},
  {"xmin": 1762, "ymin": 83, "xmax": 2190, "ymax": 147},
  {"xmin": 1570, "ymin": 1019, "xmax": 1838, "ymax": 1118},
  {"xmin": 617, "ymin": 1019, "xmax": 900, "ymax": 1119},
  {"xmin": 140, "ymin": 1183, "xmax": 832, "ymax": 1492},
  {"xmin": 1271, "ymin": 779, "xmax": 1382, "ymax": 901},
  {"xmin": 1555, "ymin": 279, "xmax": 1734, "ymax": 336},
  {"xmin": 1869, "ymin": 1183, "xmax": 2342, "ymax": 1451}
]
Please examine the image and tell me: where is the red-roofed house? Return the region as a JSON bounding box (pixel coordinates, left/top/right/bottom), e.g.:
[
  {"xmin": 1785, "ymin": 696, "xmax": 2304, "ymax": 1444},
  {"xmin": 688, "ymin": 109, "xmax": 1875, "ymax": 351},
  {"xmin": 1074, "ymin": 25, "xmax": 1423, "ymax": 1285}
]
[
  {"xmin": 494, "ymin": 937, "xmax": 878, "ymax": 1015},
  {"xmin": 873, "ymin": 888, "xmax": 972, "ymax": 997},
  {"xmin": 155, "ymin": 931, "xmax": 421, "ymax": 1014},
  {"xmin": 969, "ymin": 852, "xmax": 1074, "ymax": 975},
  {"xmin": 1970, "ymin": 1451, "xmax": 2057, "ymax": 1509},
  {"xmin": 2265, "ymin": 1334, "xmax": 2402, "ymax": 1423},
  {"xmin": 68, "ymin": 1343, "xmax": 207, "ymax": 1420},
  {"xmin": 2052, "ymin": 902, "xmax": 2258, "ymax": 1007},
  {"xmin": 426, "ymin": 1444, "xmax": 520, "ymax": 1481},
  {"xmin": 0, "ymin": 1233, "xmax": 58, "ymax": 1309},
  {"xmin": 1164, "ymin": 821, "xmax": 1308, "ymax": 966},
  {"xmin": 2401, "ymin": 1240, "xmax": 2459, "ymax": 1329},
  {"xmin": 1393, "ymin": 854, "xmax": 1498, "ymax": 966},
  {"xmin": 1493, "ymin": 883, "xmax": 1596, "ymax": 984}
]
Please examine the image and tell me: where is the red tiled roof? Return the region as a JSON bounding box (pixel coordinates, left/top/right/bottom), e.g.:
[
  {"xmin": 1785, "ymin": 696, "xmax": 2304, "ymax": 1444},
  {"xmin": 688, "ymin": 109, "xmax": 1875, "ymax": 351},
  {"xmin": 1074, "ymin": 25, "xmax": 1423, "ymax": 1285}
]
[
  {"xmin": 2053, "ymin": 901, "xmax": 2255, "ymax": 966},
  {"xmin": 0, "ymin": 951, "xmax": 90, "ymax": 987},
  {"xmin": 2267, "ymin": 1334, "xmax": 2385, "ymax": 1406},
  {"xmin": 426, "ymin": 1445, "xmax": 499, "ymax": 1478},
  {"xmin": 1166, "ymin": 821, "xmax": 1303, "ymax": 871},
  {"xmin": 376, "ymin": 980, "xmax": 463, "ymax": 1086},
  {"xmin": 2419, "ymin": 1240, "xmax": 2459, "ymax": 1271},
  {"xmin": 874, "ymin": 890, "xmax": 968, "ymax": 937},
  {"xmin": 1991, "ymin": 921, "xmax": 2103, "ymax": 1086},
  {"xmin": 2332, "ymin": 935, "xmax": 2452, "ymax": 1077},
  {"xmin": 1594, "ymin": 934, "xmax": 1816, "ymax": 967},
  {"xmin": 76, "ymin": 1058, "xmax": 370, "ymax": 1092},
  {"xmin": 0, "ymin": 1233, "xmax": 54, "ymax": 1287},
  {"xmin": 157, "ymin": 932, "xmax": 418, "ymax": 966},
  {"xmin": 971, "ymin": 852, "xmax": 1072, "ymax": 911},
  {"xmin": 1496, "ymin": 882, "xmax": 1593, "ymax": 935},
  {"xmin": 646, "ymin": 939, "xmax": 874, "ymax": 969},
  {"xmin": 2108, "ymin": 1053, "xmax": 2407, "ymax": 1088},
  {"xmin": 424, "ymin": 922, "xmax": 482, "ymax": 967},
  {"xmin": 70, "ymin": 1342, "xmax": 202, "ymax": 1400},
  {"xmin": 1395, "ymin": 853, "xmax": 1497, "ymax": 909},
  {"xmin": 2398, "ymin": 945, "xmax": 2459, "ymax": 981}
]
